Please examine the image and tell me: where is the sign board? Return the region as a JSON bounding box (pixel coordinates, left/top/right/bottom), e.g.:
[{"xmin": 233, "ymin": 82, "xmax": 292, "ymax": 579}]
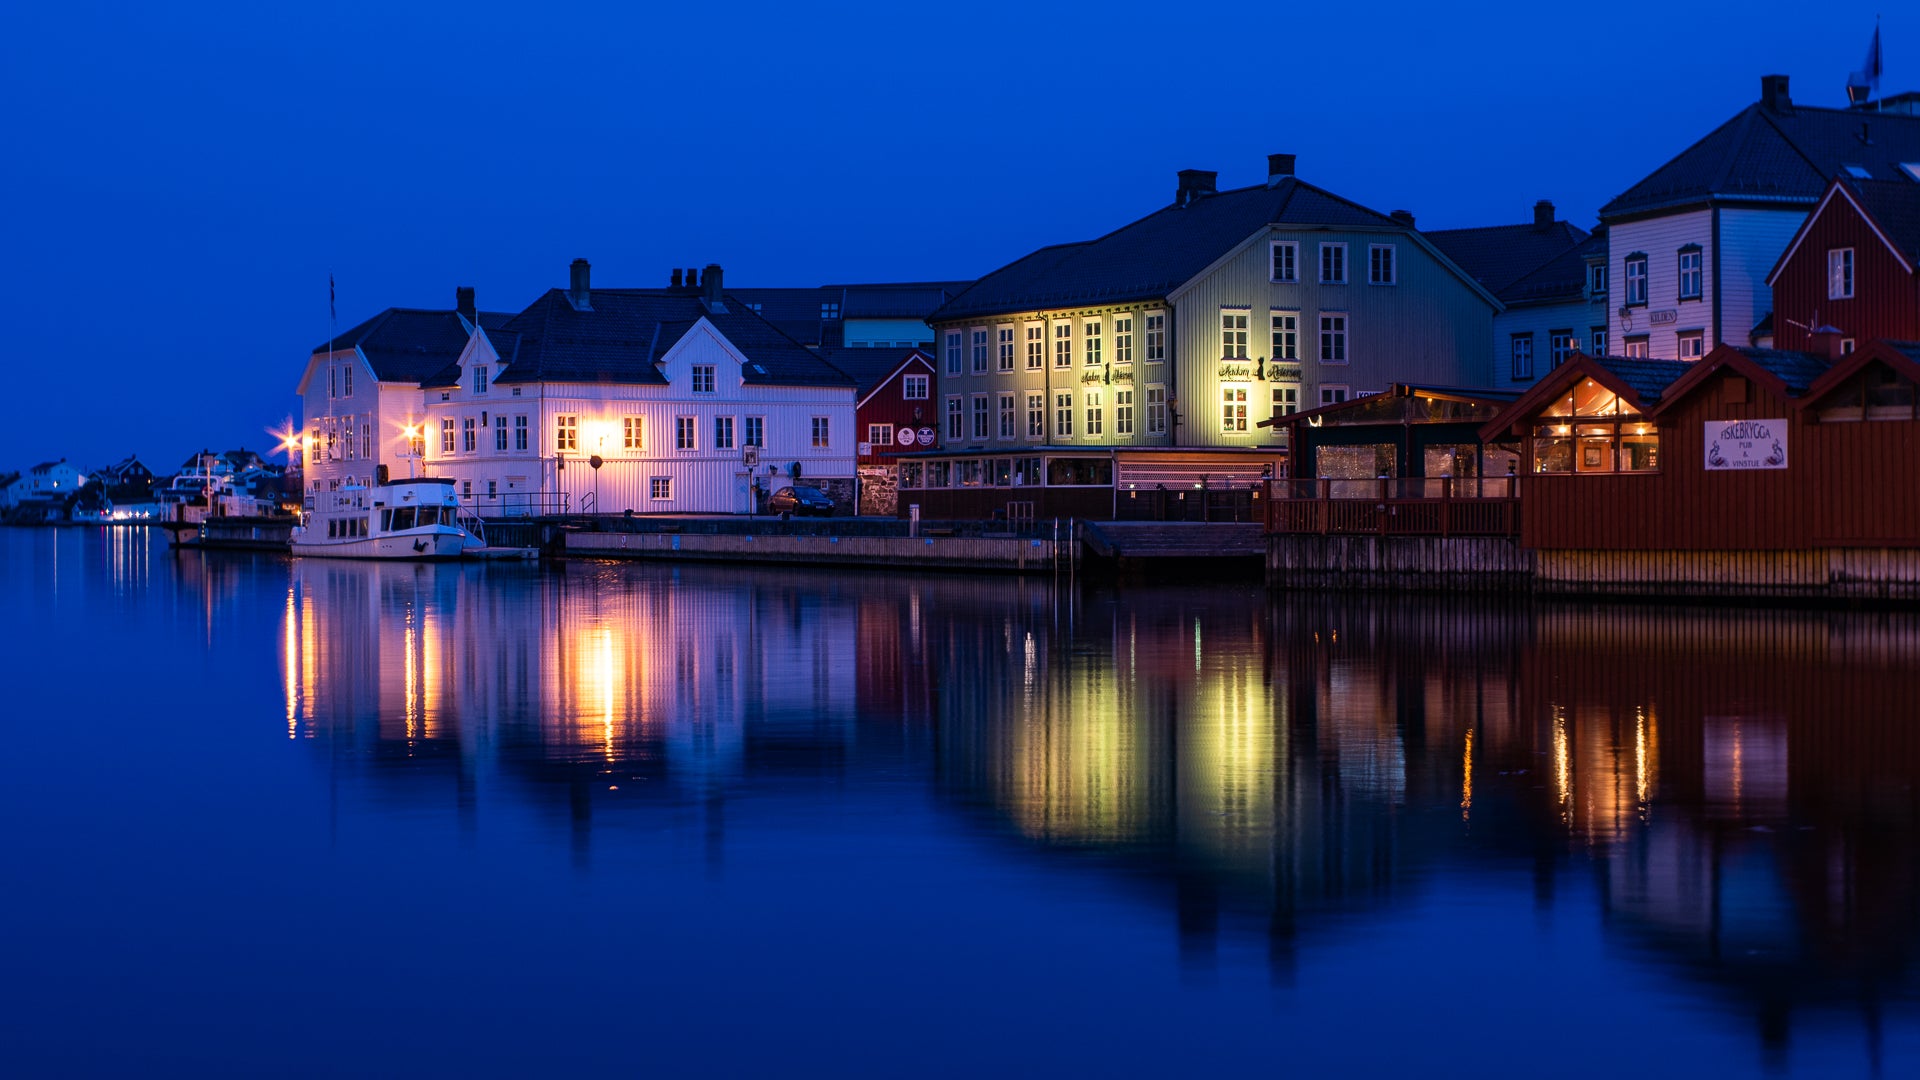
[
  {"xmin": 896, "ymin": 425, "xmax": 915, "ymax": 445},
  {"xmin": 916, "ymin": 427, "xmax": 936, "ymax": 446},
  {"xmin": 1649, "ymin": 309, "xmax": 1679, "ymax": 326},
  {"xmin": 858, "ymin": 441, "xmax": 872, "ymax": 457},
  {"xmin": 1705, "ymin": 419, "xmax": 1788, "ymax": 470}
]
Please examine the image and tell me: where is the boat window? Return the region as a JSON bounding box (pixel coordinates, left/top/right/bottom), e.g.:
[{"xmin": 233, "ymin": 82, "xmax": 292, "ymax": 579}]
[
  {"xmin": 327, "ymin": 520, "xmax": 337, "ymax": 538},
  {"xmin": 391, "ymin": 507, "xmax": 416, "ymax": 531},
  {"xmin": 380, "ymin": 509, "xmax": 393, "ymax": 532}
]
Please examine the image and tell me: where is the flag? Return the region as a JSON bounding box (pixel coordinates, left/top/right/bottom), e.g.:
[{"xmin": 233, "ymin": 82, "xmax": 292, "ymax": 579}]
[{"xmin": 1850, "ymin": 24, "xmax": 1883, "ymax": 98}]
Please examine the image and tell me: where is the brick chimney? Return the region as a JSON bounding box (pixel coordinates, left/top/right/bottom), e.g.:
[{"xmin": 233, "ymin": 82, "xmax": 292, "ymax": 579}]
[
  {"xmin": 568, "ymin": 258, "xmax": 591, "ymax": 311},
  {"xmin": 1761, "ymin": 74, "xmax": 1792, "ymax": 113},
  {"xmin": 1175, "ymin": 169, "xmax": 1218, "ymax": 207},
  {"xmin": 1534, "ymin": 200, "xmax": 1555, "ymax": 231},
  {"xmin": 670, "ymin": 268, "xmax": 683, "ymax": 288},
  {"xmin": 703, "ymin": 263, "xmax": 724, "ymax": 303},
  {"xmin": 455, "ymin": 286, "xmax": 476, "ymax": 323},
  {"xmin": 1390, "ymin": 209, "xmax": 1416, "ymax": 227},
  {"xmin": 1266, "ymin": 153, "xmax": 1296, "ymax": 187}
]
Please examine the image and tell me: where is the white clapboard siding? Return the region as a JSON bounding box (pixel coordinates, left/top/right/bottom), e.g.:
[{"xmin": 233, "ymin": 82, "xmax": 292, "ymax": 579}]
[
  {"xmin": 1719, "ymin": 208, "xmax": 1808, "ymax": 347},
  {"xmin": 1607, "ymin": 211, "xmax": 1711, "ymax": 360}
]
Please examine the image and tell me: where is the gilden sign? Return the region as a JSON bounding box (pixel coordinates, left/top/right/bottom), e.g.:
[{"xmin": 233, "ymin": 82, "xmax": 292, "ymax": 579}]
[{"xmin": 1704, "ymin": 419, "xmax": 1788, "ymax": 470}]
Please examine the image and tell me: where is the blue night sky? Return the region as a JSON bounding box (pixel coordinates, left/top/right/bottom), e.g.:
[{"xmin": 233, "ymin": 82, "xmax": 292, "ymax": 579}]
[{"xmin": 0, "ymin": 1, "xmax": 1904, "ymax": 471}]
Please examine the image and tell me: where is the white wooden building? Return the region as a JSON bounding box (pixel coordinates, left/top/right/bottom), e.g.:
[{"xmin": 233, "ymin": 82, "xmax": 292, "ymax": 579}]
[
  {"xmin": 1599, "ymin": 74, "xmax": 1920, "ymax": 360},
  {"xmin": 419, "ymin": 261, "xmax": 856, "ymax": 516}
]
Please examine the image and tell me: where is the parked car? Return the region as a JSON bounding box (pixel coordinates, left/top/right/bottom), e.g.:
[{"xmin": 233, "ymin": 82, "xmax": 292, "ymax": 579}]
[{"xmin": 768, "ymin": 486, "xmax": 834, "ymax": 517}]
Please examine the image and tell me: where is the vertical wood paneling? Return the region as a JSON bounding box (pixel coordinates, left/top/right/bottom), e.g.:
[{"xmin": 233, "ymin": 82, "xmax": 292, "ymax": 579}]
[{"xmin": 1771, "ymin": 192, "xmax": 1919, "ymax": 350}]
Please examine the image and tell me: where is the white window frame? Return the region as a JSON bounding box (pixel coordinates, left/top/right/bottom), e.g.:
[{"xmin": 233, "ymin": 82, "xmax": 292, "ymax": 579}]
[
  {"xmin": 1591, "ymin": 327, "xmax": 1607, "ymax": 357},
  {"xmin": 1367, "ymin": 243, "xmax": 1396, "ymax": 285},
  {"xmin": 971, "ymin": 393, "xmax": 989, "ymax": 440},
  {"xmin": 1221, "ymin": 309, "xmax": 1249, "ymax": 359},
  {"xmin": 1549, "ymin": 331, "xmax": 1576, "ymax": 369},
  {"xmin": 1084, "ymin": 319, "xmax": 1103, "ymax": 366},
  {"xmin": 1271, "ymin": 312, "xmax": 1298, "ymax": 360},
  {"xmin": 623, "ymin": 416, "xmax": 643, "ymax": 450},
  {"xmin": 944, "ymin": 331, "xmax": 963, "ymax": 376},
  {"xmin": 1054, "ymin": 323, "xmax": 1073, "ymax": 368},
  {"xmin": 714, "ymin": 415, "xmax": 735, "ymax": 450},
  {"xmin": 998, "ymin": 392, "xmax": 1015, "ymax": 439},
  {"xmin": 1829, "ymin": 247, "xmax": 1855, "ymax": 300},
  {"xmin": 555, "ymin": 415, "xmax": 577, "ymax": 452},
  {"xmin": 1270, "ymin": 240, "xmax": 1298, "ymax": 283},
  {"xmin": 1146, "ymin": 384, "xmax": 1167, "ymax": 435},
  {"xmin": 1084, "ymin": 389, "xmax": 1103, "ymax": 436},
  {"xmin": 1115, "ymin": 388, "xmax": 1133, "ymax": 435},
  {"xmin": 1025, "ymin": 323, "xmax": 1045, "ymax": 370},
  {"xmin": 1677, "ymin": 247, "xmax": 1703, "ymax": 301},
  {"xmin": 1054, "ymin": 391, "xmax": 1074, "ymax": 438},
  {"xmin": 1113, "ymin": 316, "xmax": 1133, "ymax": 364},
  {"xmin": 1510, "ymin": 334, "xmax": 1534, "ymax": 380},
  {"xmin": 1624, "ymin": 254, "xmax": 1648, "ymax": 305},
  {"xmin": 1677, "ymin": 330, "xmax": 1705, "ymax": 360},
  {"xmin": 1319, "ymin": 313, "xmax": 1349, "ymax": 364},
  {"xmin": 971, "ymin": 329, "xmax": 989, "ymax": 374},
  {"xmin": 743, "ymin": 415, "xmax": 765, "ymax": 448},
  {"xmin": 1221, "ymin": 386, "xmax": 1249, "ymax": 433},
  {"xmin": 997, "ymin": 325, "xmax": 1015, "ymax": 372},
  {"xmin": 945, "ymin": 396, "xmax": 963, "ymax": 440},
  {"xmin": 1271, "ymin": 386, "xmax": 1298, "ymax": 421},
  {"xmin": 462, "ymin": 417, "xmax": 477, "ymax": 453},
  {"xmin": 810, "ymin": 416, "xmax": 831, "ymax": 448},
  {"xmin": 902, "ymin": 374, "xmax": 928, "ymax": 400},
  {"xmin": 692, "ymin": 364, "xmax": 716, "ymax": 393},
  {"xmin": 868, "ymin": 423, "xmax": 893, "ymax": 446},
  {"xmin": 650, "ymin": 477, "xmax": 672, "ymax": 501},
  {"xmin": 1319, "ymin": 242, "xmax": 1347, "ymax": 284},
  {"xmin": 1026, "ymin": 392, "xmax": 1045, "ymax": 438},
  {"xmin": 1319, "ymin": 385, "xmax": 1349, "ymax": 407},
  {"xmin": 675, "ymin": 415, "xmax": 696, "ymax": 451},
  {"xmin": 473, "ymin": 365, "xmax": 489, "ymax": 394},
  {"xmin": 514, "ymin": 414, "xmax": 529, "ymax": 451}
]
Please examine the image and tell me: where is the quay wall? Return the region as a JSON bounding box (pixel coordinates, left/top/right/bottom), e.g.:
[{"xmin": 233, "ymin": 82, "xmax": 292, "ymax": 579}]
[
  {"xmin": 1267, "ymin": 535, "xmax": 1920, "ymax": 600},
  {"xmin": 1267, "ymin": 535, "xmax": 1535, "ymax": 592},
  {"xmin": 566, "ymin": 530, "xmax": 1076, "ymax": 574}
]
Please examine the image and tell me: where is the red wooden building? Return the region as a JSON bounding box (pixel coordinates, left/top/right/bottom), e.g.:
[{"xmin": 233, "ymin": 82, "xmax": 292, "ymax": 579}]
[
  {"xmin": 817, "ymin": 347, "xmax": 938, "ymax": 515},
  {"xmin": 1477, "ymin": 342, "xmax": 1920, "ymax": 597},
  {"xmin": 1766, "ymin": 176, "xmax": 1920, "ymax": 352}
]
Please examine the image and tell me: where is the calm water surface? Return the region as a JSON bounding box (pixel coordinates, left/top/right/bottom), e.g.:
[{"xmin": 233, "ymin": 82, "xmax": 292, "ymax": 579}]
[{"xmin": 4, "ymin": 526, "xmax": 1920, "ymax": 1076}]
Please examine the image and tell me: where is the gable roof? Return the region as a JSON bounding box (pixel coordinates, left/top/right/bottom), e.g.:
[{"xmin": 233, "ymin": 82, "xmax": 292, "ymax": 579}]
[
  {"xmin": 934, "ymin": 178, "xmax": 1416, "ymax": 322},
  {"xmin": 1645, "ymin": 344, "xmax": 1833, "ymax": 416},
  {"xmin": 1423, "ymin": 220, "xmax": 1592, "ymax": 303},
  {"xmin": 1601, "ymin": 94, "xmax": 1920, "ymax": 220},
  {"xmin": 727, "ymin": 281, "xmax": 971, "ymax": 346},
  {"xmin": 1767, "ymin": 176, "xmax": 1920, "ymax": 285},
  {"xmin": 310, "ymin": 308, "xmax": 515, "ymax": 384},
  {"xmin": 1798, "ymin": 339, "xmax": 1920, "ymax": 406},
  {"xmin": 489, "ymin": 289, "xmax": 853, "ymax": 388},
  {"xmin": 1478, "ymin": 354, "xmax": 1692, "ymax": 441},
  {"xmin": 815, "ymin": 347, "xmax": 934, "ymax": 401}
]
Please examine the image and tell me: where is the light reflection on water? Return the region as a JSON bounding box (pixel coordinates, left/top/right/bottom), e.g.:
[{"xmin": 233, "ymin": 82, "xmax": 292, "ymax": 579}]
[{"xmin": 6, "ymin": 525, "xmax": 1920, "ymax": 1076}]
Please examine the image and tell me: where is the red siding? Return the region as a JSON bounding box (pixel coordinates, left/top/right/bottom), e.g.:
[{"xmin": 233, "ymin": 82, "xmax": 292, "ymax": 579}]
[
  {"xmin": 856, "ymin": 356, "xmax": 938, "ymax": 464},
  {"xmin": 1520, "ymin": 367, "xmax": 1920, "ymax": 550},
  {"xmin": 1773, "ymin": 192, "xmax": 1920, "ymax": 350}
]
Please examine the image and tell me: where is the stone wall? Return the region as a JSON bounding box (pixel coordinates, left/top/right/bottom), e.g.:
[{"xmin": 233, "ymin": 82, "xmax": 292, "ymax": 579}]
[{"xmin": 858, "ymin": 465, "xmax": 897, "ymax": 516}]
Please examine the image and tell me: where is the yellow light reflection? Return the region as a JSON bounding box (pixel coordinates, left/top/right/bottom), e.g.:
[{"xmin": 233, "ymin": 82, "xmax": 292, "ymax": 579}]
[
  {"xmin": 1461, "ymin": 727, "xmax": 1473, "ymax": 820},
  {"xmin": 1552, "ymin": 705, "xmax": 1572, "ymax": 819},
  {"xmin": 282, "ymin": 586, "xmax": 298, "ymax": 738}
]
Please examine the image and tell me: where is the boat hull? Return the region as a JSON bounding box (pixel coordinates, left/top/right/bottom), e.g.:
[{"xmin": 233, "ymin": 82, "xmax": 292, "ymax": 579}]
[{"xmin": 290, "ymin": 527, "xmax": 468, "ymax": 560}]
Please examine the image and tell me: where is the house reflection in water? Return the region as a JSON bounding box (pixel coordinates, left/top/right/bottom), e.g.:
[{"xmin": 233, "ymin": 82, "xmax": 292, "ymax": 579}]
[{"xmin": 275, "ymin": 560, "xmax": 1920, "ymax": 1053}]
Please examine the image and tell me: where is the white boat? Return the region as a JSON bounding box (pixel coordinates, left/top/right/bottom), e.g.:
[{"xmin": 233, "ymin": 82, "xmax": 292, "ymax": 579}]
[{"xmin": 291, "ymin": 478, "xmax": 481, "ymax": 560}]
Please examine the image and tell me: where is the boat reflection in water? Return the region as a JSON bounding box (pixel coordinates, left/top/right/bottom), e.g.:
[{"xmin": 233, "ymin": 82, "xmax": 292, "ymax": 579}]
[{"xmin": 280, "ymin": 558, "xmax": 1920, "ymax": 1059}]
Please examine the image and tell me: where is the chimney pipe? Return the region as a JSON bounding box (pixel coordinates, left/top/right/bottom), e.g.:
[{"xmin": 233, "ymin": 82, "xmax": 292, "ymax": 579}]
[
  {"xmin": 688, "ymin": 267, "xmax": 700, "ymax": 288},
  {"xmin": 1175, "ymin": 169, "xmax": 1219, "ymax": 207},
  {"xmin": 568, "ymin": 258, "xmax": 591, "ymax": 310},
  {"xmin": 703, "ymin": 263, "xmax": 724, "ymax": 303},
  {"xmin": 1266, "ymin": 153, "xmax": 1296, "ymax": 187},
  {"xmin": 1390, "ymin": 209, "xmax": 1416, "ymax": 228},
  {"xmin": 1534, "ymin": 200, "xmax": 1555, "ymax": 230},
  {"xmin": 455, "ymin": 286, "xmax": 476, "ymax": 322},
  {"xmin": 1761, "ymin": 74, "xmax": 1792, "ymax": 113},
  {"xmin": 670, "ymin": 268, "xmax": 683, "ymax": 288}
]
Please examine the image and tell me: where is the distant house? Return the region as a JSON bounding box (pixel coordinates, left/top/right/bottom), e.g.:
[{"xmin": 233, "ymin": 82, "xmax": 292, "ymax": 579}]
[
  {"xmin": 1427, "ymin": 203, "xmax": 1608, "ymax": 385},
  {"xmin": 2, "ymin": 459, "xmax": 85, "ymax": 517},
  {"xmin": 1599, "ymin": 74, "xmax": 1920, "ymax": 361},
  {"xmin": 420, "ymin": 261, "xmax": 857, "ymax": 515},
  {"xmin": 295, "ymin": 286, "xmax": 512, "ymax": 494},
  {"xmin": 726, "ymin": 279, "xmax": 971, "ymax": 349},
  {"xmin": 816, "ymin": 347, "xmax": 939, "ymax": 514},
  {"xmin": 95, "ymin": 456, "xmax": 154, "ymax": 487},
  {"xmin": 1766, "ymin": 175, "xmax": 1920, "ymax": 352}
]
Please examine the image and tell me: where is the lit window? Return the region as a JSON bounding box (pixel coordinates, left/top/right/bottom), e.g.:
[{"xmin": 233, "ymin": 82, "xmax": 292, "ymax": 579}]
[
  {"xmin": 623, "ymin": 416, "xmax": 642, "ymax": 450},
  {"xmin": 1085, "ymin": 389, "xmax": 1103, "ymax": 436},
  {"xmin": 1221, "ymin": 387, "xmax": 1248, "ymax": 432},
  {"xmin": 1026, "ymin": 324, "xmax": 1045, "ymax": 369},
  {"xmin": 1084, "ymin": 320, "xmax": 1103, "ymax": 365},
  {"xmin": 442, "ymin": 418, "xmax": 456, "ymax": 454},
  {"xmin": 1054, "ymin": 323, "xmax": 1073, "ymax": 368},
  {"xmin": 1113, "ymin": 317, "xmax": 1133, "ymax": 363},
  {"xmin": 811, "ymin": 416, "xmax": 830, "ymax": 448},
  {"xmin": 997, "ymin": 326, "xmax": 1015, "ymax": 372},
  {"xmin": 1055, "ymin": 391, "xmax": 1074, "ymax": 437},
  {"xmin": 1115, "ymin": 389, "xmax": 1133, "ymax": 435}
]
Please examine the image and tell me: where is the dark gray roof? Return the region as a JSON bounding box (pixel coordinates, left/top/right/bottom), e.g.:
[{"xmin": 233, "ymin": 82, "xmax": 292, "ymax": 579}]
[
  {"xmin": 1602, "ymin": 97, "xmax": 1920, "ymax": 219},
  {"xmin": 311, "ymin": 308, "xmax": 514, "ymax": 384},
  {"xmin": 726, "ymin": 282, "xmax": 970, "ymax": 346},
  {"xmin": 1730, "ymin": 347, "xmax": 1831, "ymax": 395},
  {"xmin": 1424, "ymin": 220, "xmax": 1592, "ymax": 304},
  {"xmin": 815, "ymin": 347, "xmax": 932, "ymax": 397},
  {"xmin": 934, "ymin": 178, "xmax": 1407, "ymax": 322},
  {"xmin": 490, "ymin": 289, "xmax": 853, "ymax": 389},
  {"xmin": 1589, "ymin": 355, "xmax": 1695, "ymax": 403},
  {"xmin": 1848, "ymin": 178, "xmax": 1920, "ymax": 266}
]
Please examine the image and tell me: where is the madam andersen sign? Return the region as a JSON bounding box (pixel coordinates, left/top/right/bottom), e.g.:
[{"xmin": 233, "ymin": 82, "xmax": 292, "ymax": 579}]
[{"xmin": 1704, "ymin": 419, "xmax": 1788, "ymax": 470}]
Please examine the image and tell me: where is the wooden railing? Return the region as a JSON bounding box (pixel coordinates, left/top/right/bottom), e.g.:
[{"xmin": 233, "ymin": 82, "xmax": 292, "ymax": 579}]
[{"xmin": 1265, "ymin": 478, "xmax": 1520, "ymax": 537}]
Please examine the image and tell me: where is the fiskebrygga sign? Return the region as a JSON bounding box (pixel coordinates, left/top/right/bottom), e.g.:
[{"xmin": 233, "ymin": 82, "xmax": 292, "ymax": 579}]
[{"xmin": 1704, "ymin": 419, "xmax": 1788, "ymax": 470}]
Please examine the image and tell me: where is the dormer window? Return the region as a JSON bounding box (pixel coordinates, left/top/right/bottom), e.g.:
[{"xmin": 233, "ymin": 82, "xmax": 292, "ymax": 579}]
[
  {"xmin": 692, "ymin": 364, "xmax": 716, "ymax": 393},
  {"xmin": 822, "ymin": 302, "xmax": 841, "ymax": 320},
  {"xmin": 473, "ymin": 365, "xmax": 489, "ymax": 394}
]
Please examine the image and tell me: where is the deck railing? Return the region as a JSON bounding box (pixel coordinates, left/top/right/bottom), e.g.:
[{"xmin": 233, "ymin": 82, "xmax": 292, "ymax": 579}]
[
  {"xmin": 457, "ymin": 491, "xmax": 571, "ymax": 518},
  {"xmin": 1265, "ymin": 477, "xmax": 1520, "ymax": 537}
]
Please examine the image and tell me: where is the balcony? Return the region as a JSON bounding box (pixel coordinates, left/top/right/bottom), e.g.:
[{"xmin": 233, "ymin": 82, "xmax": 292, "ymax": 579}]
[{"xmin": 1265, "ymin": 477, "xmax": 1520, "ymax": 538}]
